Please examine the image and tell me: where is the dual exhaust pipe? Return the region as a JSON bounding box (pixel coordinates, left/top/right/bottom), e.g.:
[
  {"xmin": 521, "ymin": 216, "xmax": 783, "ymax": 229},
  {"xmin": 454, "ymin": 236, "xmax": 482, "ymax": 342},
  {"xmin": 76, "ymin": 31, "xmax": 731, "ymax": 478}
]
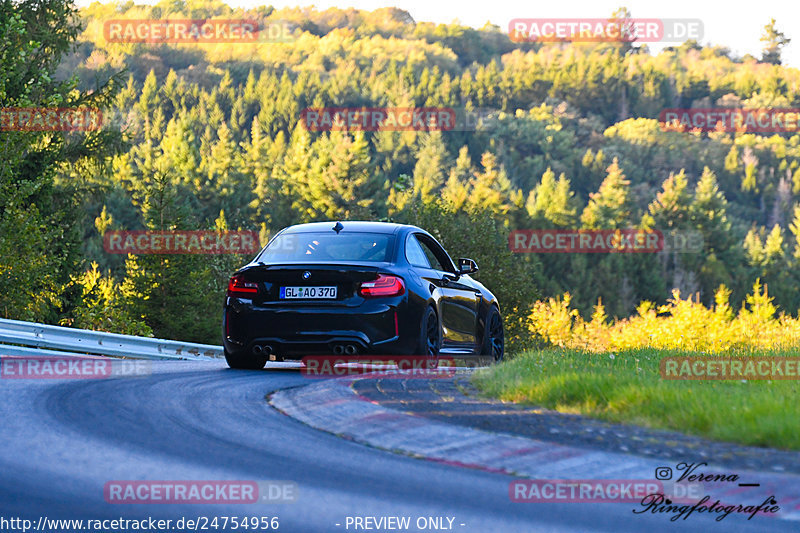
[
  {"xmin": 253, "ymin": 343, "xmax": 358, "ymax": 356},
  {"xmin": 332, "ymin": 344, "xmax": 358, "ymax": 355},
  {"xmin": 251, "ymin": 344, "xmax": 274, "ymax": 356}
]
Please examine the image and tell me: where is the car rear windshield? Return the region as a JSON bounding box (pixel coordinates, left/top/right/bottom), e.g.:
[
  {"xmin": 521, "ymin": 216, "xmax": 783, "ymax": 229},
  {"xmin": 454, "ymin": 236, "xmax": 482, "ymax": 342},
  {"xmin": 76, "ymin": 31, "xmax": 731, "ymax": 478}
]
[{"xmin": 258, "ymin": 232, "xmax": 394, "ymax": 263}]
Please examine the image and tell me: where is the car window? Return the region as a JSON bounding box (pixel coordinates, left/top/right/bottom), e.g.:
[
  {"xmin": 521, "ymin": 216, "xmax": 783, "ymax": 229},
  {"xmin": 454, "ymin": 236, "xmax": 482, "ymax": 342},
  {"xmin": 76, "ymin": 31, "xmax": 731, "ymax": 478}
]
[
  {"xmin": 405, "ymin": 234, "xmax": 431, "ymax": 268},
  {"xmin": 258, "ymin": 232, "xmax": 393, "ymax": 263},
  {"xmin": 415, "ymin": 234, "xmax": 452, "ymax": 272}
]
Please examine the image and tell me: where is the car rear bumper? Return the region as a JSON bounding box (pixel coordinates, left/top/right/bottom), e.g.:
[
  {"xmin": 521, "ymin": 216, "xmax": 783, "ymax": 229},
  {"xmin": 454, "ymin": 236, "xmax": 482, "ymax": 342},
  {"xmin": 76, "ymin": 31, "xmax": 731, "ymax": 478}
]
[{"xmin": 223, "ymin": 298, "xmax": 411, "ymax": 359}]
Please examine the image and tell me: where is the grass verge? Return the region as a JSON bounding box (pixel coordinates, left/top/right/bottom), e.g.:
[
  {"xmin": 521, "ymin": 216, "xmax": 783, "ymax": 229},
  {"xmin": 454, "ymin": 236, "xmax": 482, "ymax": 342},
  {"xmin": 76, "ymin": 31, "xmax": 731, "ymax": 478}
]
[{"xmin": 471, "ymin": 347, "xmax": 800, "ymax": 450}]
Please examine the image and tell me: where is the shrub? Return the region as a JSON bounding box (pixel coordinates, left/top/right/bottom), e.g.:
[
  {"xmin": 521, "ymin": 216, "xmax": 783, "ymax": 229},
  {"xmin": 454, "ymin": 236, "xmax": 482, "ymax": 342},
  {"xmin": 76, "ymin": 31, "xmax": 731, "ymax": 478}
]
[{"xmin": 527, "ymin": 280, "xmax": 800, "ymax": 353}]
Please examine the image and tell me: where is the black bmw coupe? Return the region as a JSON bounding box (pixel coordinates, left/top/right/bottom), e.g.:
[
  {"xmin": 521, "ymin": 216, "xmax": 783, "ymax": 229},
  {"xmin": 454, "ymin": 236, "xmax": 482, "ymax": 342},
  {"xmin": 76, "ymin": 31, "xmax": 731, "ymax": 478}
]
[{"xmin": 222, "ymin": 221, "xmax": 503, "ymax": 369}]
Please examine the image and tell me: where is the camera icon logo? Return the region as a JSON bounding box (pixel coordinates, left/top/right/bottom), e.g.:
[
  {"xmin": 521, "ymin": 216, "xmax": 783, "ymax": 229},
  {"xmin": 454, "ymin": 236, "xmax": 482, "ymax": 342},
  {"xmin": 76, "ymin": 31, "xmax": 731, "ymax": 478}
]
[{"xmin": 655, "ymin": 466, "xmax": 673, "ymax": 480}]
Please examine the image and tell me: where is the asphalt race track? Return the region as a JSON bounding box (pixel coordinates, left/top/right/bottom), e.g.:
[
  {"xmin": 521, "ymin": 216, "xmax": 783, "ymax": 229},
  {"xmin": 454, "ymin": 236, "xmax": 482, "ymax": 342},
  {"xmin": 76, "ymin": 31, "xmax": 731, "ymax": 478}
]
[{"xmin": 0, "ymin": 360, "xmax": 793, "ymax": 532}]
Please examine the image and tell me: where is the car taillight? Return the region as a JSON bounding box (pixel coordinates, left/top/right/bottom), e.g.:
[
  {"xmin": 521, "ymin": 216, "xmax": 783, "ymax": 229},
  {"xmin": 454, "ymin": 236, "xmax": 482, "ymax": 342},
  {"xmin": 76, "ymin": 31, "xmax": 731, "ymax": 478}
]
[
  {"xmin": 359, "ymin": 274, "xmax": 405, "ymax": 298},
  {"xmin": 227, "ymin": 274, "xmax": 259, "ymax": 297}
]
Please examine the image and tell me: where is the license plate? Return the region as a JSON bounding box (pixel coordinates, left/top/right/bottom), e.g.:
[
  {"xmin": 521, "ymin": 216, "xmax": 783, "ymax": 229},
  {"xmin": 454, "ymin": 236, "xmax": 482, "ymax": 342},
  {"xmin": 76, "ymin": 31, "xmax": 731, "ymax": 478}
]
[{"xmin": 280, "ymin": 286, "xmax": 338, "ymax": 299}]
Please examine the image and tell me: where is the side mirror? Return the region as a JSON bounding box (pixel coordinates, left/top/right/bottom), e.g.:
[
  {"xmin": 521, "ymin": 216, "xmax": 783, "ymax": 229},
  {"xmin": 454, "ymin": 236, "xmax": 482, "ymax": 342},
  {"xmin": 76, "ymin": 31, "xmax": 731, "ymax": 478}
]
[{"xmin": 457, "ymin": 258, "xmax": 479, "ymax": 276}]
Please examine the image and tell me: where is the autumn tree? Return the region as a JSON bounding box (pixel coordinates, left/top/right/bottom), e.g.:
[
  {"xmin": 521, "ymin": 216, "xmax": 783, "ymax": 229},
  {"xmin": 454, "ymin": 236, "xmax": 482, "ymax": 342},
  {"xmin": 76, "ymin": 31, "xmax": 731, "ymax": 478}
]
[
  {"xmin": 760, "ymin": 18, "xmax": 791, "ymax": 65},
  {"xmin": 580, "ymin": 158, "xmax": 632, "ymax": 229}
]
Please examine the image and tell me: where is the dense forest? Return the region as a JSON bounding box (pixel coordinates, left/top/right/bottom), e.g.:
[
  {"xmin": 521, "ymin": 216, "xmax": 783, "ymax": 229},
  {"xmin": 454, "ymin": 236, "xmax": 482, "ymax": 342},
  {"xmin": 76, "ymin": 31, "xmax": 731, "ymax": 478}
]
[{"xmin": 3, "ymin": 0, "xmax": 800, "ymax": 349}]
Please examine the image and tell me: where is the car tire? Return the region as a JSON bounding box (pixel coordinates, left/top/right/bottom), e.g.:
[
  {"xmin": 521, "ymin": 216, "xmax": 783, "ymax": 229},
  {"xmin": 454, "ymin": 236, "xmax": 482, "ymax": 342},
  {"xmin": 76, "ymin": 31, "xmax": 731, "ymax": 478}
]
[
  {"xmin": 481, "ymin": 306, "xmax": 504, "ymax": 362},
  {"xmin": 225, "ymin": 349, "xmax": 267, "ymax": 370},
  {"xmin": 416, "ymin": 306, "xmax": 441, "ymax": 366}
]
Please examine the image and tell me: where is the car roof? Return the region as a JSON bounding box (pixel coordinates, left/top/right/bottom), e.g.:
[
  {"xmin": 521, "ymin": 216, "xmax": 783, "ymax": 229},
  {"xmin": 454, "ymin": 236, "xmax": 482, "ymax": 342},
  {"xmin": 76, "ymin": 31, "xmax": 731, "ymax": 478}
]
[{"xmin": 278, "ymin": 221, "xmax": 421, "ymax": 236}]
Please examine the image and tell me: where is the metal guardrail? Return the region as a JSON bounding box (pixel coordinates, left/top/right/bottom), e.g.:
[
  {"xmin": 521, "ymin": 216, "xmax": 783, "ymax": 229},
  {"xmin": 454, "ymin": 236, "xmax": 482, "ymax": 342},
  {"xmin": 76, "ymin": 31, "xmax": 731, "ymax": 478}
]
[{"xmin": 0, "ymin": 318, "xmax": 223, "ymax": 361}]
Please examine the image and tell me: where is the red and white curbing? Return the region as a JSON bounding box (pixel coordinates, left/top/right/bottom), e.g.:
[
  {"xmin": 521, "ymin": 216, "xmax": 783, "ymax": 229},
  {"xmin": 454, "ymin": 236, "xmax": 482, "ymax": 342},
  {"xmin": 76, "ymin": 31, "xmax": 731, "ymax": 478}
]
[{"xmin": 270, "ymin": 375, "xmax": 800, "ymax": 520}]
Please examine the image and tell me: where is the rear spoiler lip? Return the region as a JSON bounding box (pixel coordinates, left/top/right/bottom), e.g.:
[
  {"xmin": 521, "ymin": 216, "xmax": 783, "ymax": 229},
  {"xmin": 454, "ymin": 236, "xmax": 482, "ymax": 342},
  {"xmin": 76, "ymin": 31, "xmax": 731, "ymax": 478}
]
[{"xmin": 241, "ymin": 262, "xmax": 386, "ymax": 271}]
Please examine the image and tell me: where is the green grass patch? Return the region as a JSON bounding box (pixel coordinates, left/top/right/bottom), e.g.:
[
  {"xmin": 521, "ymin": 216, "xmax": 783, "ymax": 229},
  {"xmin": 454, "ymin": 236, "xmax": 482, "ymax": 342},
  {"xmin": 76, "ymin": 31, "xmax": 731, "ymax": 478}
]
[{"xmin": 471, "ymin": 348, "xmax": 800, "ymax": 450}]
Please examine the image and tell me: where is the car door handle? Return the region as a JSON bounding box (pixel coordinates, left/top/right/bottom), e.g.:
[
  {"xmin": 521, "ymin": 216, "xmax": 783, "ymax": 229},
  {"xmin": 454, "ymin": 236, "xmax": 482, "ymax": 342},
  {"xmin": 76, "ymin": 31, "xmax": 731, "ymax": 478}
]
[{"xmin": 441, "ymin": 273, "xmax": 458, "ymax": 284}]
